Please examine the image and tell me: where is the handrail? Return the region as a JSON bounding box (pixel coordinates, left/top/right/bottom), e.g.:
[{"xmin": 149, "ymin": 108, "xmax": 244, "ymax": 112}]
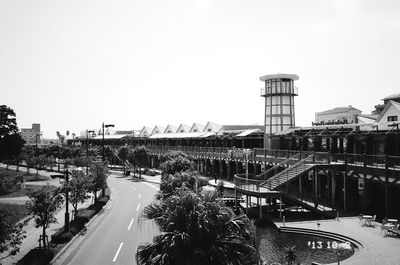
[
  {"xmin": 256, "ymin": 152, "xmax": 301, "ymax": 179},
  {"xmin": 260, "ymin": 154, "xmax": 314, "ymax": 189}
]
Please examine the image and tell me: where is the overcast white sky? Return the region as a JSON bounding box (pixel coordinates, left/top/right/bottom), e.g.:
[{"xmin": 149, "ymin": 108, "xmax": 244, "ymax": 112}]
[{"xmin": 1, "ymin": 0, "xmax": 399, "ymax": 139}]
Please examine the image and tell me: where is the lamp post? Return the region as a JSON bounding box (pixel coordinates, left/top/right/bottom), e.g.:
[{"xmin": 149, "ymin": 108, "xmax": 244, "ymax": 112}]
[
  {"xmin": 102, "ymin": 122, "xmax": 115, "ymax": 161},
  {"xmin": 86, "ymin": 130, "xmax": 95, "ymax": 174}
]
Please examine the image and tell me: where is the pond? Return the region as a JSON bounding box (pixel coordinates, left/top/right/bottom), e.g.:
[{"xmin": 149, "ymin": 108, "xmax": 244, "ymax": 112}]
[{"xmin": 257, "ymin": 225, "xmax": 355, "ymax": 265}]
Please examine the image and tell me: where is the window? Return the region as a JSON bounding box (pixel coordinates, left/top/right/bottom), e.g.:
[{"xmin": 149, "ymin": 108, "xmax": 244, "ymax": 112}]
[
  {"xmin": 207, "ymin": 128, "xmax": 212, "ymax": 132},
  {"xmin": 193, "ymin": 129, "xmax": 197, "ymax": 132},
  {"xmin": 388, "ymin": 116, "xmax": 398, "ymax": 122},
  {"xmin": 180, "ymin": 130, "xmax": 184, "ymax": 133}
]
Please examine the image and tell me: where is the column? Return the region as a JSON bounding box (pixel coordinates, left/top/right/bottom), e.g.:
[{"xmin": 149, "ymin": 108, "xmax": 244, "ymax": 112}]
[
  {"xmin": 227, "ymin": 162, "xmax": 232, "ymax": 180},
  {"xmin": 343, "ymin": 172, "xmax": 347, "ymax": 211},
  {"xmin": 219, "ymin": 160, "xmax": 223, "ymax": 179},
  {"xmin": 331, "ymin": 172, "xmax": 335, "ymax": 208}
]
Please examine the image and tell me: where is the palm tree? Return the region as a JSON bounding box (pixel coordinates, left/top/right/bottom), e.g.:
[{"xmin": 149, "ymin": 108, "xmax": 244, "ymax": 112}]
[{"xmin": 136, "ymin": 188, "xmax": 259, "ymax": 265}]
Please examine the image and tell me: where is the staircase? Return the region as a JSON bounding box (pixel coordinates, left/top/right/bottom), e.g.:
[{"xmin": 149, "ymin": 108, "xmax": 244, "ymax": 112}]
[
  {"xmin": 112, "ymin": 148, "xmax": 130, "ymax": 169},
  {"xmin": 256, "ymin": 152, "xmax": 302, "ymax": 180},
  {"xmin": 260, "ymin": 154, "xmax": 314, "ymax": 190}
]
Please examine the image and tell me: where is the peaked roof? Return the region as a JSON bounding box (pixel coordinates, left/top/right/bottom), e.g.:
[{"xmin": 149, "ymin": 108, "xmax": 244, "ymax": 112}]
[
  {"xmin": 189, "ymin": 123, "xmax": 205, "ymax": 133},
  {"xmin": 164, "ymin": 124, "xmax": 178, "ymax": 133},
  {"xmin": 151, "ymin": 125, "xmax": 165, "ymax": 135},
  {"xmin": 176, "ymin": 123, "xmax": 191, "ymax": 133},
  {"xmin": 317, "ymin": 106, "xmax": 361, "ymax": 115},
  {"xmin": 139, "ymin": 126, "xmax": 152, "ymax": 136},
  {"xmin": 376, "ymin": 100, "xmax": 400, "ymax": 123},
  {"xmin": 203, "ymin": 121, "xmax": 222, "ymax": 132}
]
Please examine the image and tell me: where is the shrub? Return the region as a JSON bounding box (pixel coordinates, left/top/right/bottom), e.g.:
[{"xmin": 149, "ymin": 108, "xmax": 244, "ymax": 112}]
[
  {"xmin": 51, "ymin": 230, "xmax": 73, "ymax": 244},
  {"xmin": 16, "ymin": 248, "xmax": 54, "ymax": 265}
]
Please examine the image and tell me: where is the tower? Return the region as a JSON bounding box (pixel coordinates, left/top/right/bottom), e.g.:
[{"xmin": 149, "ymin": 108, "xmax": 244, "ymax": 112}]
[{"xmin": 260, "ymin": 73, "xmax": 299, "ymax": 149}]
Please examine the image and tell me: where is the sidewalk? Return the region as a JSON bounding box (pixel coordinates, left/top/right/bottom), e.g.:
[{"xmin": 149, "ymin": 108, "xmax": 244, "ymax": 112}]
[{"xmin": 0, "ymin": 197, "xmax": 94, "ymax": 265}]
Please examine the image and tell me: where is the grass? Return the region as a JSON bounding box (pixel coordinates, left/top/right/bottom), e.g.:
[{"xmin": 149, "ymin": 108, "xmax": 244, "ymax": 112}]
[
  {"xmin": 0, "ymin": 203, "xmax": 29, "ymax": 223},
  {"xmin": 0, "ymin": 184, "xmax": 57, "ymax": 198}
]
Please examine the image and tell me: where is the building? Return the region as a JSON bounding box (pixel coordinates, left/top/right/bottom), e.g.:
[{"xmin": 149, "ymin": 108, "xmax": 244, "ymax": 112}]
[
  {"xmin": 314, "ymin": 105, "xmax": 361, "ymax": 125},
  {"xmin": 260, "ymin": 73, "xmax": 298, "ymax": 148},
  {"xmin": 20, "ymin": 123, "xmax": 41, "ymax": 145}
]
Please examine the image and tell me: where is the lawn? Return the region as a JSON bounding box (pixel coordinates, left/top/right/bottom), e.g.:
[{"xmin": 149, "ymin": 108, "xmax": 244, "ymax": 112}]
[
  {"xmin": 0, "ymin": 184, "xmax": 57, "ymax": 198},
  {"xmin": 0, "ymin": 202, "xmax": 29, "ymax": 223}
]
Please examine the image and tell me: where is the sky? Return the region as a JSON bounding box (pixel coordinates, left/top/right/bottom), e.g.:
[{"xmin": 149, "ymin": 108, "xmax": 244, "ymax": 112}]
[{"xmin": 1, "ymin": 0, "xmax": 399, "ymax": 139}]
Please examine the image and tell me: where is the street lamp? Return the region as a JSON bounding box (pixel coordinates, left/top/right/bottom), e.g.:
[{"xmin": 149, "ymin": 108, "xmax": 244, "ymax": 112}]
[
  {"xmin": 102, "ymin": 122, "xmax": 115, "ymax": 161},
  {"xmin": 86, "ymin": 130, "xmax": 95, "ymax": 174}
]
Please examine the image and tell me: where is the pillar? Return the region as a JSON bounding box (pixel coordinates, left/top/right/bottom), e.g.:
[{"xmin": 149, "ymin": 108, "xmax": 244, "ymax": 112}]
[
  {"xmin": 227, "ymin": 162, "xmax": 232, "ymax": 180},
  {"xmin": 259, "ymin": 197, "xmax": 262, "ymax": 219},
  {"xmin": 246, "ymin": 195, "xmax": 249, "ymax": 215},
  {"xmin": 343, "ymin": 172, "xmax": 347, "ymax": 211},
  {"xmin": 236, "ymin": 162, "xmax": 240, "ymax": 175},
  {"xmin": 219, "ymin": 160, "xmax": 223, "ymax": 179},
  {"xmin": 314, "ymin": 170, "xmax": 318, "ymax": 208},
  {"xmin": 331, "ymin": 172, "xmax": 336, "ymax": 208}
]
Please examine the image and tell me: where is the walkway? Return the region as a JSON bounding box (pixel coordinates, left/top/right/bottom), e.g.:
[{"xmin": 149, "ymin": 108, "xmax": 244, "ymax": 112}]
[{"xmin": 275, "ymin": 217, "xmax": 400, "ymax": 265}]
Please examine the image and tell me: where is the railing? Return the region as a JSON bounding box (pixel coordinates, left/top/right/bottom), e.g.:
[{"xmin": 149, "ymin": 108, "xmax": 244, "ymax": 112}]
[
  {"xmin": 145, "ymin": 145, "xmax": 400, "ymax": 169},
  {"xmin": 261, "ymin": 154, "xmax": 314, "ymax": 190},
  {"xmin": 234, "ymin": 174, "xmax": 261, "ymax": 193},
  {"xmin": 256, "ymin": 153, "xmax": 301, "ymax": 180}
]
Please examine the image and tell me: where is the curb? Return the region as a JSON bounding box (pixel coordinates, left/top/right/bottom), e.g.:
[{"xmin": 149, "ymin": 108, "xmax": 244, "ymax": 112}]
[{"xmin": 49, "ymin": 193, "xmax": 112, "ymax": 265}]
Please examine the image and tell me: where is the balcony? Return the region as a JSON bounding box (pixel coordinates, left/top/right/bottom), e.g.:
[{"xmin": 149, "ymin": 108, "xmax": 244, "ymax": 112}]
[{"xmin": 260, "ymin": 86, "xmax": 298, "ymax": 96}]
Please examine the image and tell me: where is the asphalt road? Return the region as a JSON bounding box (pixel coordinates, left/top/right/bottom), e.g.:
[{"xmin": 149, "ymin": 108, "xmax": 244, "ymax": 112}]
[{"xmin": 57, "ymin": 172, "xmax": 160, "ymax": 265}]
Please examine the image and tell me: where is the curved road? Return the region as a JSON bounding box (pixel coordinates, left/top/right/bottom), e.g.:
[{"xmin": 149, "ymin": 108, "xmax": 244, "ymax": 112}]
[{"xmin": 57, "ymin": 172, "xmax": 160, "ymax": 265}]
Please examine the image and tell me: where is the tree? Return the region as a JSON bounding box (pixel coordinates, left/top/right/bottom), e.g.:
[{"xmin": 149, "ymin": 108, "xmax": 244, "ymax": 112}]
[
  {"xmin": 88, "ymin": 161, "xmax": 108, "ymax": 202},
  {"xmin": 65, "ymin": 170, "xmax": 90, "ymax": 219},
  {"xmin": 0, "ymin": 105, "xmax": 18, "ymax": 139},
  {"xmin": 133, "ymin": 146, "xmax": 149, "ymax": 178},
  {"xmin": 281, "ymin": 245, "xmax": 300, "ymax": 265},
  {"xmin": 26, "ymin": 186, "xmax": 64, "ymax": 249},
  {"xmin": 0, "ymin": 134, "xmax": 25, "ymax": 164},
  {"xmin": 0, "ymin": 209, "xmax": 27, "ymax": 260},
  {"xmin": 136, "ymin": 188, "xmax": 259, "ymax": 265},
  {"xmin": 118, "ymin": 146, "xmax": 129, "ymax": 174},
  {"xmin": 160, "ymin": 152, "xmax": 194, "ymax": 177},
  {"xmin": 160, "ymin": 171, "xmax": 208, "ymax": 199}
]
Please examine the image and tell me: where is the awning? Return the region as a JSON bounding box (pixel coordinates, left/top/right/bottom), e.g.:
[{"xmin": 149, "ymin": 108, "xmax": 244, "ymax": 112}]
[{"xmin": 236, "ymin": 129, "xmax": 262, "ymax": 137}]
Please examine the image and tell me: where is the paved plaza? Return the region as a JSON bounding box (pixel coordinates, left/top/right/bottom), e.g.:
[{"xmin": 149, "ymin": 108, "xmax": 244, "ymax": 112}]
[{"xmin": 275, "ymin": 217, "xmax": 400, "ymax": 265}]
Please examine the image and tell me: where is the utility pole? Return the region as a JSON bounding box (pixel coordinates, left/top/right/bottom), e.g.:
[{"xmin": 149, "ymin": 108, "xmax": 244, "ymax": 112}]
[
  {"xmin": 86, "ymin": 130, "xmax": 94, "ymax": 174},
  {"xmin": 102, "ymin": 122, "xmax": 114, "ymax": 162},
  {"xmin": 64, "ymin": 169, "xmax": 70, "ymax": 231}
]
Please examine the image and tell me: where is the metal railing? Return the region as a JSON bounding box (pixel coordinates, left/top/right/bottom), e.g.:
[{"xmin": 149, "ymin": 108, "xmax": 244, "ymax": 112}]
[
  {"xmin": 145, "ymin": 145, "xmax": 400, "ymax": 169},
  {"xmin": 234, "ymin": 174, "xmax": 261, "ymax": 193},
  {"xmin": 261, "ymin": 154, "xmax": 314, "ymax": 190},
  {"xmin": 256, "ymin": 152, "xmax": 301, "ymax": 180}
]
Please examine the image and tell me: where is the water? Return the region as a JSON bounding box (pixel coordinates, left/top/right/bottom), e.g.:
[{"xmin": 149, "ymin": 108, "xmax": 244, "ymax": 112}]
[{"xmin": 257, "ymin": 226, "xmax": 355, "ymax": 265}]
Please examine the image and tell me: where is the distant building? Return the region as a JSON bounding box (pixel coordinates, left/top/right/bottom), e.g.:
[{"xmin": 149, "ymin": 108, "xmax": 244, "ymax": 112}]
[
  {"xmin": 20, "ymin": 123, "xmax": 41, "ymax": 145},
  {"xmin": 314, "ymin": 106, "xmax": 361, "ymax": 125}
]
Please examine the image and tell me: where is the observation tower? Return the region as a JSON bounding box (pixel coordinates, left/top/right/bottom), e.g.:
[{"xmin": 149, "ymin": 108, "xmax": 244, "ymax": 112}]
[{"xmin": 260, "ymin": 73, "xmax": 299, "ymax": 148}]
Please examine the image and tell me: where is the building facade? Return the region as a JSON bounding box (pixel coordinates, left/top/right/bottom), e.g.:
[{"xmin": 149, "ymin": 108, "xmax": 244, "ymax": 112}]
[{"xmin": 20, "ymin": 123, "xmax": 41, "ymax": 145}]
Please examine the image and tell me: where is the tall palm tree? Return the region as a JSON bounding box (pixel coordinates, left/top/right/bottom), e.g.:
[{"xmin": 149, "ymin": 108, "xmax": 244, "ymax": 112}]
[{"xmin": 136, "ymin": 188, "xmax": 259, "ymax": 265}]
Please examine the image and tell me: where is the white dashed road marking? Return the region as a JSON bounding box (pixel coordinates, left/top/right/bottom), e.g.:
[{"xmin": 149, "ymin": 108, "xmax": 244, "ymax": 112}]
[
  {"xmin": 128, "ymin": 218, "xmax": 134, "ymax": 230},
  {"xmin": 136, "ymin": 203, "xmax": 140, "ymax": 211},
  {"xmin": 112, "ymin": 242, "xmax": 123, "ymax": 262},
  {"xmin": 143, "ymin": 182, "xmax": 158, "ymax": 189}
]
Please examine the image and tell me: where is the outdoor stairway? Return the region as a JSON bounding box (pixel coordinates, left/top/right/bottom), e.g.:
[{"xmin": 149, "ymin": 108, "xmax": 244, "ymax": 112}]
[
  {"xmin": 260, "ymin": 154, "xmax": 315, "ymax": 190},
  {"xmin": 112, "ymin": 148, "xmax": 130, "ymax": 169}
]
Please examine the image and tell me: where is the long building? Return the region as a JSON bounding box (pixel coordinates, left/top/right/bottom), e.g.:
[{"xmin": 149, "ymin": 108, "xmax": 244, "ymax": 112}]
[{"xmin": 69, "ymin": 74, "xmax": 400, "ymax": 221}]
